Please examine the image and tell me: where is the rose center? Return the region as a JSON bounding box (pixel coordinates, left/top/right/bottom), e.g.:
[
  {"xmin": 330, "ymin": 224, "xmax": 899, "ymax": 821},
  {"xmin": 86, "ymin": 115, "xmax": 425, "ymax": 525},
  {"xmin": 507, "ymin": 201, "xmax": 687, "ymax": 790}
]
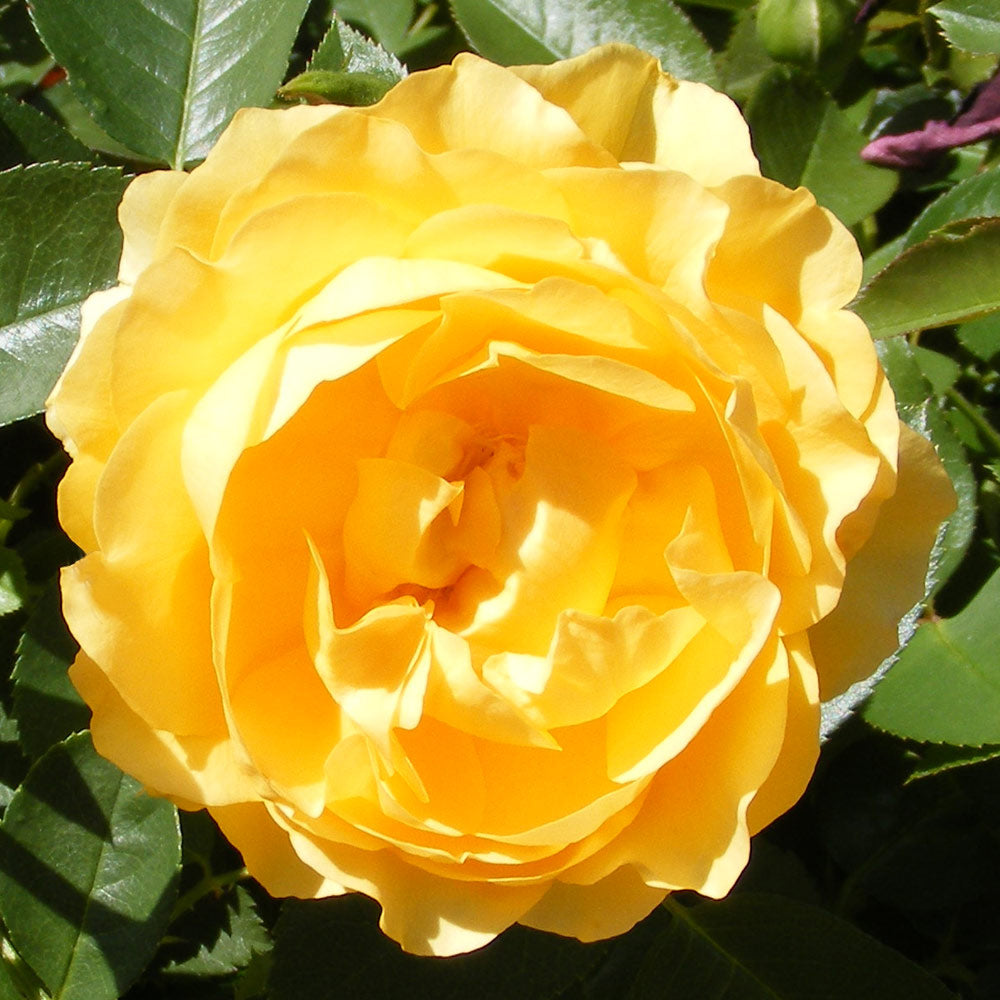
[{"xmin": 340, "ymin": 409, "xmax": 519, "ymax": 621}]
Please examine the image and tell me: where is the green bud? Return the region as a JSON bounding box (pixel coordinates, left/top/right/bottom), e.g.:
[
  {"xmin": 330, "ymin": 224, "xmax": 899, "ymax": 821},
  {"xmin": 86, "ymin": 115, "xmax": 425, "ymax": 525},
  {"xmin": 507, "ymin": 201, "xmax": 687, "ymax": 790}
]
[
  {"xmin": 277, "ymin": 70, "xmax": 395, "ymax": 107},
  {"xmin": 755, "ymin": 0, "xmax": 855, "ymax": 68}
]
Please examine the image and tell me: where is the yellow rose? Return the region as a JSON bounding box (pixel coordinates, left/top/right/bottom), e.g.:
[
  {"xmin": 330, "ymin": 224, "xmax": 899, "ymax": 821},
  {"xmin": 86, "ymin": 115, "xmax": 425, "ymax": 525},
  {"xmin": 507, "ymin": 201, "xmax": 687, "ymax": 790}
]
[{"xmin": 46, "ymin": 44, "xmax": 954, "ymax": 956}]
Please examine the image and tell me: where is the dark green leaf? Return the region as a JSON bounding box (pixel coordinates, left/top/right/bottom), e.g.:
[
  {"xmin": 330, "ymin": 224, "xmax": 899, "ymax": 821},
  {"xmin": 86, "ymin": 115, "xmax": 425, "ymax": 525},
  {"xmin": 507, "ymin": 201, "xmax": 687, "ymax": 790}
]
[
  {"xmin": 745, "ymin": 68, "xmax": 896, "ymax": 227},
  {"xmin": 268, "ymin": 894, "xmax": 606, "ymax": 1000},
  {"xmin": 0, "ymin": 1, "xmax": 52, "ymax": 91},
  {"xmin": 930, "ymin": 0, "xmax": 1000, "ymax": 55},
  {"xmin": 11, "ymin": 582, "xmax": 87, "ymax": 759},
  {"xmin": 160, "ymin": 885, "xmax": 270, "ymax": 978},
  {"xmin": 854, "ymin": 219, "xmax": 1000, "ymax": 338},
  {"xmin": 29, "ymin": 0, "xmax": 312, "ymax": 168},
  {"xmin": 0, "ymin": 92, "xmax": 93, "ymax": 169},
  {"xmin": 864, "ymin": 569, "xmax": 1000, "ymax": 746},
  {"xmin": 334, "ymin": 0, "xmax": 415, "ymax": 51},
  {"xmin": 0, "ymin": 732, "xmax": 181, "ymax": 1000},
  {"xmin": 816, "ymin": 733, "xmax": 1000, "ymax": 913},
  {"xmin": 630, "ymin": 894, "xmax": 956, "ymax": 999},
  {"xmin": 307, "ymin": 15, "xmax": 406, "ymax": 81},
  {"xmin": 450, "ymin": 0, "xmax": 719, "ymax": 85},
  {"xmin": 0, "ymin": 163, "xmax": 127, "ymax": 427}
]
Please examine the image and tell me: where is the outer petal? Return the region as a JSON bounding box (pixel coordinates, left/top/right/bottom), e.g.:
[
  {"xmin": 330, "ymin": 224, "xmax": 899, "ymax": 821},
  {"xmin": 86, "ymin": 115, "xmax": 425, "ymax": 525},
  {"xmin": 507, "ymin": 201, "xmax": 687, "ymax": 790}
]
[
  {"xmin": 520, "ymin": 865, "xmax": 667, "ymax": 941},
  {"xmin": 371, "ymin": 53, "xmax": 616, "ymax": 168},
  {"xmin": 809, "ymin": 423, "xmax": 956, "ymax": 698},
  {"xmin": 511, "ymin": 43, "xmax": 760, "ymax": 183},
  {"xmin": 70, "ymin": 654, "xmax": 258, "ymax": 808}
]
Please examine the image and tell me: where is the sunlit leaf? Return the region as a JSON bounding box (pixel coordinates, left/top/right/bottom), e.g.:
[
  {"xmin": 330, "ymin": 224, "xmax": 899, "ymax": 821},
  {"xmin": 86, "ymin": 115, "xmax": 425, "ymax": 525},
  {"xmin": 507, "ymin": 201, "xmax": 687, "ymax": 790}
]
[
  {"xmin": 864, "ymin": 569, "xmax": 1000, "ymax": 746},
  {"xmin": 0, "ymin": 733, "xmax": 181, "ymax": 1000},
  {"xmin": 0, "ymin": 164, "xmax": 126, "ymax": 426},
  {"xmin": 931, "ymin": 0, "xmax": 1000, "ymax": 55},
  {"xmin": 450, "ymin": 0, "xmax": 718, "ymax": 84},
  {"xmin": 29, "ymin": 0, "xmax": 312, "ymax": 168},
  {"xmin": 854, "ymin": 219, "xmax": 1000, "ymax": 337},
  {"xmin": 307, "ymin": 15, "xmax": 406, "ymax": 80}
]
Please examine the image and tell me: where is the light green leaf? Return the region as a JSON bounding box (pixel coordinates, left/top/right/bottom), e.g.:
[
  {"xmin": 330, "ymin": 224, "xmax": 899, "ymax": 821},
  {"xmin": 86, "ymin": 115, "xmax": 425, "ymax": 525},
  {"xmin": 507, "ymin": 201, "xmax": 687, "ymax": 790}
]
[
  {"xmin": 0, "ymin": 733, "xmax": 181, "ymax": 1000},
  {"xmin": 745, "ymin": 68, "xmax": 896, "ymax": 227},
  {"xmin": 29, "ymin": 0, "xmax": 312, "ymax": 168},
  {"xmin": 0, "ymin": 548, "xmax": 28, "ymax": 617},
  {"xmin": 449, "ymin": 0, "xmax": 719, "ymax": 85},
  {"xmin": 931, "ymin": 0, "xmax": 1000, "ymax": 55},
  {"xmin": 873, "ymin": 338, "xmax": 976, "ymax": 590},
  {"xmin": 901, "ymin": 167, "xmax": 1000, "ymax": 251},
  {"xmin": 278, "ymin": 70, "xmax": 395, "ymax": 106},
  {"xmin": 864, "ymin": 569, "xmax": 1000, "ymax": 746},
  {"xmin": 913, "ymin": 345, "xmax": 961, "ymax": 395},
  {"xmin": 854, "ymin": 219, "xmax": 1000, "ymax": 338},
  {"xmin": 718, "ymin": 10, "xmax": 773, "ymax": 104},
  {"xmin": 630, "ymin": 895, "xmax": 956, "ymax": 999},
  {"xmin": 0, "ymin": 92, "xmax": 93, "ymax": 169},
  {"xmin": 0, "ymin": 163, "xmax": 127, "ymax": 427},
  {"xmin": 307, "ymin": 15, "xmax": 406, "ymax": 81},
  {"xmin": 908, "ymin": 741, "xmax": 1000, "ymax": 780},
  {"xmin": 957, "ymin": 311, "xmax": 1000, "ymax": 361},
  {"xmin": 11, "ymin": 583, "xmax": 88, "ymax": 760}
]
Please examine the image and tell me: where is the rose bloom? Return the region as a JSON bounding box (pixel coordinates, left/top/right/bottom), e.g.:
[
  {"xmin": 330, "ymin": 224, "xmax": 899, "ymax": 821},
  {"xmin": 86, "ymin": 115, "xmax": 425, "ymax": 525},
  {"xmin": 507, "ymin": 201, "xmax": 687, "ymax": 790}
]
[{"xmin": 48, "ymin": 44, "xmax": 953, "ymax": 955}]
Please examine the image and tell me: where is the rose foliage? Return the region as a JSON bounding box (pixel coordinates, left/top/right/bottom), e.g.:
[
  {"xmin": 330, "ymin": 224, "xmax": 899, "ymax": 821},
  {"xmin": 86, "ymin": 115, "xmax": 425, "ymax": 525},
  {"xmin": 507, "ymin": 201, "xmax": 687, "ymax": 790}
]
[{"xmin": 46, "ymin": 44, "xmax": 954, "ymax": 956}]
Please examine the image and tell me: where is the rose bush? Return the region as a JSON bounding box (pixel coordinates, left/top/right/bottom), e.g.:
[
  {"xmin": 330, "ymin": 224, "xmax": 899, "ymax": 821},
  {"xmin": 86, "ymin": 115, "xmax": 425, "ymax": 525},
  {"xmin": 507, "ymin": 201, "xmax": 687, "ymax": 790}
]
[{"xmin": 47, "ymin": 43, "xmax": 953, "ymax": 956}]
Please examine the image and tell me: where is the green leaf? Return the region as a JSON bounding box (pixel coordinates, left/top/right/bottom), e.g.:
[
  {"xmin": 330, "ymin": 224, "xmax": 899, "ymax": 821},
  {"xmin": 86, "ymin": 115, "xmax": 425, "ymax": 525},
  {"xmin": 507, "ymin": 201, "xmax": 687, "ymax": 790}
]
[
  {"xmin": 11, "ymin": 582, "xmax": 88, "ymax": 759},
  {"xmin": 956, "ymin": 311, "xmax": 1000, "ymax": 361},
  {"xmin": 745, "ymin": 68, "xmax": 896, "ymax": 227},
  {"xmin": 334, "ymin": 0, "xmax": 415, "ymax": 51},
  {"xmin": 268, "ymin": 894, "xmax": 606, "ymax": 999},
  {"xmin": 160, "ymin": 884, "xmax": 270, "ymax": 978},
  {"xmin": 930, "ymin": 0, "xmax": 1000, "ymax": 55},
  {"xmin": 0, "ymin": 93, "xmax": 93, "ymax": 169},
  {"xmin": 864, "ymin": 569, "xmax": 1000, "ymax": 746},
  {"xmin": 873, "ymin": 338, "xmax": 976, "ymax": 590},
  {"xmin": 901, "ymin": 167, "xmax": 1000, "ymax": 251},
  {"xmin": 449, "ymin": 0, "xmax": 719, "ymax": 85},
  {"xmin": 0, "ymin": 163, "xmax": 127, "ymax": 427},
  {"xmin": 913, "ymin": 344, "xmax": 961, "ymax": 394},
  {"xmin": 854, "ymin": 219, "xmax": 1000, "ymax": 338},
  {"xmin": 0, "ymin": 733, "xmax": 181, "ymax": 1000},
  {"xmin": 0, "ymin": 548, "xmax": 29, "ymax": 617},
  {"xmin": 815, "ymin": 732, "xmax": 1000, "ymax": 913},
  {"xmin": 28, "ymin": 0, "xmax": 312, "ymax": 168},
  {"xmin": 909, "ymin": 741, "xmax": 1000, "ymax": 780},
  {"xmin": 307, "ymin": 16, "xmax": 406, "ymax": 81},
  {"xmin": 630, "ymin": 894, "xmax": 956, "ymax": 999},
  {"xmin": 717, "ymin": 10, "xmax": 773, "ymax": 104}
]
